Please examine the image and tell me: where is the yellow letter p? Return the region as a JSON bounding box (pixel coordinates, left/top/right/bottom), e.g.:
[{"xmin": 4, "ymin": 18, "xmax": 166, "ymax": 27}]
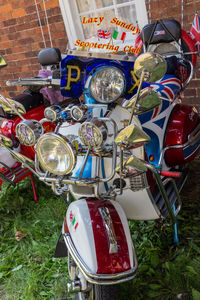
[{"xmin": 65, "ymin": 65, "xmax": 81, "ymax": 90}]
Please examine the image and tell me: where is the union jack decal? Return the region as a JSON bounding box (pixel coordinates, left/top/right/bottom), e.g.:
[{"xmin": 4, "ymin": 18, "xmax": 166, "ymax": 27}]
[
  {"xmin": 122, "ymin": 75, "xmax": 181, "ymax": 122},
  {"xmin": 97, "ymin": 29, "xmax": 111, "ymax": 39},
  {"xmin": 190, "ymin": 13, "xmax": 200, "ymax": 53}
]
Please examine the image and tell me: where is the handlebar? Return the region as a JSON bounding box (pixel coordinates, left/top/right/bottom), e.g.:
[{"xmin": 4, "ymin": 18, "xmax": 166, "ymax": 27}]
[{"xmin": 6, "ymin": 77, "xmax": 60, "ymax": 87}]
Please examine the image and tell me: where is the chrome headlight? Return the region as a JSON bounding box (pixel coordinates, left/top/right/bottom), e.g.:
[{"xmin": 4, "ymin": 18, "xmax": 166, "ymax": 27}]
[
  {"xmin": 44, "ymin": 105, "xmax": 61, "ymax": 122},
  {"xmin": 16, "ymin": 119, "xmax": 43, "ymax": 146},
  {"xmin": 89, "ymin": 67, "xmax": 125, "ymax": 103},
  {"xmin": 79, "ymin": 118, "xmax": 107, "ymax": 149},
  {"xmin": 35, "ymin": 133, "xmax": 76, "ymax": 175},
  {"xmin": 70, "ymin": 105, "xmax": 88, "ymax": 122}
]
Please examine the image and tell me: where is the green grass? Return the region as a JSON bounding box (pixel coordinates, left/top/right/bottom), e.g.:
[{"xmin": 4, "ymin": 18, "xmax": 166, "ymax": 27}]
[{"xmin": 0, "ymin": 161, "xmax": 200, "ymax": 300}]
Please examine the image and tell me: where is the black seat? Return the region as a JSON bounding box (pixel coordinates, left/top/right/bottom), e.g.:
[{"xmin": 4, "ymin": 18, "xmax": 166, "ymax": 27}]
[{"xmin": 141, "ymin": 20, "xmax": 181, "ymax": 46}]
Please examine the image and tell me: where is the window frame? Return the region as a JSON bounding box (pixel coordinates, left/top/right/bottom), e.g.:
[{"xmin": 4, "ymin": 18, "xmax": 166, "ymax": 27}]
[{"xmin": 59, "ymin": 0, "xmax": 148, "ymax": 48}]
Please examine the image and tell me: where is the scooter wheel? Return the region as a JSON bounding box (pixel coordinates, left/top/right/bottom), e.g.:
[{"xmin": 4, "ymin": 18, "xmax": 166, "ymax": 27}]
[{"xmin": 75, "ymin": 284, "xmax": 118, "ymax": 300}]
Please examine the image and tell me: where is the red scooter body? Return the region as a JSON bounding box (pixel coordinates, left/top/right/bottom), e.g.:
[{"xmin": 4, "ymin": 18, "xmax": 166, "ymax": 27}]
[{"xmin": 164, "ymin": 104, "xmax": 200, "ymax": 166}]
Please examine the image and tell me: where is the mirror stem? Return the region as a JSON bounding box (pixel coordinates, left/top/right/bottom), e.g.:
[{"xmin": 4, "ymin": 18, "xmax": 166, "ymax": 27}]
[{"xmin": 128, "ymin": 70, "xmax": 145, "ymax": 125}]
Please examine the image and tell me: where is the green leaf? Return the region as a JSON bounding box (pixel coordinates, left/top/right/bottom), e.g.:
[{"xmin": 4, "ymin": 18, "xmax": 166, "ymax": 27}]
[
  {"xmin": 192, "ymin": 288, "xmax": 200, "ymax": 300},
  {"xmin": 39, "ymin": 291, "xmax": 49, "ymax": 296},
  {"xmin": 149, "ymin": 283, "xmax": 161, "ymax": 290},
  {"xmin": 150, "ymin": 252, "xmax": 160, "ymax": 268}
]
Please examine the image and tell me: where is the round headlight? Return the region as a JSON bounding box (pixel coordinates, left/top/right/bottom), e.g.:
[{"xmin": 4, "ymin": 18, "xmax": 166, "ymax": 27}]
[
  {"xmin": 70, "ymin": 105, "xmax": 88, "ymax": 122},
  {"xmin": 16, "ymin": 119, "xmax": 43, "ymax": 146},
  {"xmin": 44, "ymin": 105, "xmax": 61, "ymax": 122},
  {"xmin": 79, "ymin": 118, "xmax": 107, "ymax": 149},
  {"xmin": 35, "ymin": 133, "xmax": 76, "ymax": 175},
  {"xmin": 89, "ymin": 67, "xmax": 125, "ymax": 103}
]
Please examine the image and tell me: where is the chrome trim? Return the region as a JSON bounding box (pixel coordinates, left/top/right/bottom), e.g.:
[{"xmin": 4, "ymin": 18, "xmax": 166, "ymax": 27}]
[
  {"xmin": 35, "ymin": 132, "xmax": 76, "ymax": 176},
  {"xmin": 36, "ymin": 118, "xmax": 118, "ymax": 187},
  {"xmin": 16, "ymin": 119, "xmax": 43, "ymax": 146},
  {"xmin": 144, "ymin": 162, "xmax": 181, "ymax": 223},
  {"xmin": 99, "ymin": 207, "xmax": 118, "ymax": 254},
  {"xmin": 159, "ymin": 122, "xmax": 200, "ymax": 165},
  {"xmin": 162, "ymin": 177, "xmax": 182, "ymax": 216},
  {"xmin": 6, "ymin": 77, "xmax": 60, "ymax": 87},
  {"xmin": 63, "ymin": 233, "xmax": 138, "ymax": 285},
  {"xmin": 65, "ymin": 49, "xmax": 136, "ymax": 62},
  {"xmin": 0, "ymin": 142, "xmax": 39, "ymax": 177},
  {"xmin": 182, "ymin": 60, "xmax": 194, "ymax": 89}
]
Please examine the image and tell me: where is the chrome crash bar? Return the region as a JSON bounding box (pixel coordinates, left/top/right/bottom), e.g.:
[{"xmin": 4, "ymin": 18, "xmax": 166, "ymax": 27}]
[{"xmin": 63, "ymin": 233, "xmax": 138, "ymax": 285}]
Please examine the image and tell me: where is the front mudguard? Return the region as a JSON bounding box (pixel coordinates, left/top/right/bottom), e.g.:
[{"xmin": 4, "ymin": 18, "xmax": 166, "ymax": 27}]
[{"xmin": 61, "ymin": 198, "xmax": 138, "ymax": 285}]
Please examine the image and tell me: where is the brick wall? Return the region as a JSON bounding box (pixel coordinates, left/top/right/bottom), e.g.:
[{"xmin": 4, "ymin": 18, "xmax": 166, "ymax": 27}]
[
  {"xmin": 145, "ymin": 0, "xmax": 200, "ymax": 111},
  {"xmin": 0, "ymin": 0, "xmax": 68, "ymax": 98}
]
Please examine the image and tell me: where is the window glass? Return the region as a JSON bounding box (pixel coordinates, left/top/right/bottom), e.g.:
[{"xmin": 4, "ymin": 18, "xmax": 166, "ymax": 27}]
[
  {"xmin": 77, "ymin": 0, "xmax": 94, "ymax": 13},
  {"xmin": 61, "ymin": 0, "xmax": 147, "ymax": 54}
]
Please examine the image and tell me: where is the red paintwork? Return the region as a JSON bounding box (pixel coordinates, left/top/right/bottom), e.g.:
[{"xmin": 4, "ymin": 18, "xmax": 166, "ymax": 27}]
[
  {"xmin": 1, "ymin": 105, "xmax": 55, "ymax": 159},
  {"xmin": 0, "ymin": 162, "xmax": 32, "ymax": 190},
  {"xmin": 0, "ymin": 104, "xmax": 55, "ymax": 190},
  {"xmin": 165, "ymin": 104, "xmax": 200, "ymax": 166},
  {"xmin": 86, "ymin": 198, "xmax": 131, "ymax": 274}
]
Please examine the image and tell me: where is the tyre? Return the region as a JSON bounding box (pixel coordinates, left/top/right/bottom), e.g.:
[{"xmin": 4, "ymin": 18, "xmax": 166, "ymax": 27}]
[{"xmin": 75, "ymin": 284, "xmax": 118, "ymax": 300}]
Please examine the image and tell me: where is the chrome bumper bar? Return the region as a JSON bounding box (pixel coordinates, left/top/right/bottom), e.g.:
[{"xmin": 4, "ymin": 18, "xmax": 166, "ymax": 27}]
[{"xmin": 63, "ymin": 233, "xmax": 138, "ymax": 285}]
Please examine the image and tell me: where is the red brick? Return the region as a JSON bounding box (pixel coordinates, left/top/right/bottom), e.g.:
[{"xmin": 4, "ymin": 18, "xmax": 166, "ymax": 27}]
[{"xmin": 0, "ymin": 4, "xmax": 12, "ymax": 13}]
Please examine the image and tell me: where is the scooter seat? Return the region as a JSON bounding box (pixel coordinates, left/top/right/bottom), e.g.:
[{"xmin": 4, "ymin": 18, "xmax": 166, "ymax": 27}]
[{"xmin": 141, "ymin": 20, "xmax": 181, "ymax": 45}]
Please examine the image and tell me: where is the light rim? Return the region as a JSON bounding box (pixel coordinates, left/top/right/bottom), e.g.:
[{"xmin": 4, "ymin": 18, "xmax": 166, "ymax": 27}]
[
  {"xmin": 16, "ymin": 119, "xmax": 43, "ymax": 146},
  {"xmin": 35, "ymin": 132, "xmax": 76, "ymax": 175},
  {"xmin": 79, "ymin": 122, "xmax": 104, "ymax": 149},
  {"xmin": 89, "ymin": 66, "xmax": 125, "ymax": 104},
  {"xmin": 70, "ymin": 106, "xmax": 84, "ymax": 122}
]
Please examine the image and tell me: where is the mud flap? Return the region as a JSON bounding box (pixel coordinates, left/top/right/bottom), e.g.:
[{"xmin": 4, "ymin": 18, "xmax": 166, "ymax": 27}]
[{"xmin": 54, "ymin": 232, "xmax": 68, "ymax": 258}]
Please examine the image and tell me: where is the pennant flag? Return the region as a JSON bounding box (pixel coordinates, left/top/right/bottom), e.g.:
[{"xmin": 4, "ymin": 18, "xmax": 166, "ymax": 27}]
[
  {"xmin": 97, "ymin": 29, "xmax": 111, "ymax": 39},
  {"xmin": 112, "ymin": 29, "xmax": 118, "ymax": 39},
  {"xmin": 190, "ymin": 12, "xmax": 200, "ymax": 54},
  {"xmin": 112, "ymin": 30, "xmax": 126, "ymax": 42},
  {"xmin": 134, "ymin": 22, "xmax": 142, "ymax": 55},
  {"xmin": 121, "ymin": 32, "xmax": 126, "ymax": 43}
]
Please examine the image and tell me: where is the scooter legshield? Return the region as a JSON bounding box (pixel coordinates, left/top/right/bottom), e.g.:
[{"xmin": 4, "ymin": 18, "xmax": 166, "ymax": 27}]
[{"xmin": 62, "ymin": 198, "xmax": 138, "ymax": 284}]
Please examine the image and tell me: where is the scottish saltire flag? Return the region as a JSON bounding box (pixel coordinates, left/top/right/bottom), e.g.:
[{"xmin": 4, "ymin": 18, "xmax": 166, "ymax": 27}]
[
  {"xmin": 190, "ymin": 12, "xmax": 200, "ymax": 54},
  {"xmin": 97, "ymin": 29, "xmax": 111, "ymax": 39}
]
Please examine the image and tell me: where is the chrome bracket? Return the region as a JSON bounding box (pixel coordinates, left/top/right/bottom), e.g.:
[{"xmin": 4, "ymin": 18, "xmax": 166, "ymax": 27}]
[{"xmin": 99, "ymin": 207, "xmax": 118, "ymax": 254}]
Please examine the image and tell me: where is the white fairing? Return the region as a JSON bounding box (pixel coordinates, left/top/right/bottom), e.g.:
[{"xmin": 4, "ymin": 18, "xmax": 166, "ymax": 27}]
[
  {"xmin": 0, "ymin": 146, "xmax": 20, "ymax": 168},
  {"xmin": 58, "ymin": 105, "xmax": 160, "ymax": 220},
  {"xmin": 65, "ymin": 199, "xmax": 98, "ymax": 273},
  {"xmin": 63, "ymin": 198, "xmax": 136, "ymax": 273}
]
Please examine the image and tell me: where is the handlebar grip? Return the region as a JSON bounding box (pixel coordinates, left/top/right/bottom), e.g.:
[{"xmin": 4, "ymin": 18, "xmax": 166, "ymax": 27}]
[{"xmin": 161, "ymin": 170, "xmax": 181, "ymax": 178}]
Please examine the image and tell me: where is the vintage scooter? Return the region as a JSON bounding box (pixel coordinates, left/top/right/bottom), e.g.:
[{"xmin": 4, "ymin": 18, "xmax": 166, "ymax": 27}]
[{"xmin": 0, "ymin": 19, "xmax": 200, "ymax": 299}]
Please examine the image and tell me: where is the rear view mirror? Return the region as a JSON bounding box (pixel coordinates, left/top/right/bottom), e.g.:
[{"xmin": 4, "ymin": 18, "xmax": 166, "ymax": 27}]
[
  {"xmin": 38, "ymin": 48, "xmax": 61, "ymax": 66},
  {"xmin": 0, "ymin": 133, "xmax": 13, "ymax": 147},
  {"xmin": 0, "ymin": 94, "xmax": 26, "ymax": 116},
  {"xmin": 134, "ymin": 52, "xmax": 167, "ymax": 82},
  {"xmin": 115, "ymin": 124, "xmax": 150, "ymax": 149},
  {"xmin": 125, "ymin": 87, "xmax": 161, "ymax": 114},
  {"xmin": 0, "ymin": 56, "xmax": 7, "ymax": 68}
]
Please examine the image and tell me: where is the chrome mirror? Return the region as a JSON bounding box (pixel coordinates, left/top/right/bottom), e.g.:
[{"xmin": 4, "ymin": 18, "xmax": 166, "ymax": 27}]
[
  {"xmin": 134, "ymin": 52, "xmax": 167, "ymax": 82},
  {"xmin": 0, "ymin": 94, "xmax": 26, "ymax": 116},
  {"xmin": 115, "ymin": 124, "xmax": 150, "ymax": 149},
  {"xmin": 0, "ymin": 56, "xmax": 7, "ymax": 68},
  {"xmin": 0, "ymin": 133, "xmax": 13, "ymax": 147},
  {"xmin": 125, "ymin": 87, "xmax": 161, "ymax": 114},
  {"xmin": 116, "ymin": 155, "xmax": 147, "ymax": 174},
  {"xmin": 125, "ymin": 155, "xmax": 147, "ymax": 172}
]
